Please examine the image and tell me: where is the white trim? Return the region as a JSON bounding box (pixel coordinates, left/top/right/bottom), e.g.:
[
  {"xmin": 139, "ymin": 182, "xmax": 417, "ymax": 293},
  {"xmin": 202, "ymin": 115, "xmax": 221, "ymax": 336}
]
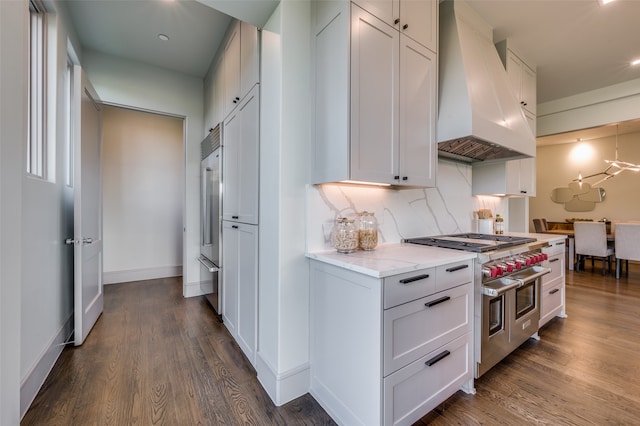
[
  {"xmin": 256, "ymin": 351, "xmax": 309, "ymax": 406},
  {"xmin": 20, "ymin": 313, "xmax": 73, "ymax": 418},
  {"xmin": 103, "ymin": 265, "xmax": 182, "ymax": 285}
]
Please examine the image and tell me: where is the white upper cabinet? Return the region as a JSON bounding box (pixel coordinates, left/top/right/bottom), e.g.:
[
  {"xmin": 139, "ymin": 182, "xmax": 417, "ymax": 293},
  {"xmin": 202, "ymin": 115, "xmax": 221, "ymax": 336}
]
[
  {"xmin": 222, "ymin": 20, "xmax": 260, "ymax": 120},
  {"xmin": 240, "ymin": 21, "xmax": 259, "ymax": 98},
  {"xmin": 353, "ymin": 0, "xmax": 437, "ymax": 51},
  {"xmin": 223, "ymin": 21, "xmax": 241, "ymax": 118},
  {"xmin": 472, "ymin": 157, "xmax": 536, "ymax": 197},
  {"xmin": 312, "ymin": 0, "xmax": 437, "ymax": 187},
  {"xmin": 496, "ymin": 40, "xmax": 536, "ymax": 118}
]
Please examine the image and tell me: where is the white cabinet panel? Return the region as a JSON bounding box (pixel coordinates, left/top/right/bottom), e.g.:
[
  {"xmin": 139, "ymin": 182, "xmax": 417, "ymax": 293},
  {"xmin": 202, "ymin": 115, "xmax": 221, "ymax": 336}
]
[
  {"xmin": 223, "ymin": 21, "xmax": 241, "ymax": 119},
  {"xmin": 399, "ymin": 35, "xmax": 436, "ymax": 187},
  {"xmin": 383, "ymin": 333, "xmax": 472, "ymax": 426},
  {"xmin": 240, "ymin": 21, "xmax": 259, "ymax": 98},
  {"xmin": 222, "ymin": 221, "xmax": 258, "ymax": 365},
  {"xmin": 350, "ymin": 6, "xmax": 399, "ymax": 184},
  {"xmin": 222, "ymin": 86, "xmax": 259, "ymax": 224},
  {"xmin": 383, "ymin": 283, "xmax": 472, "ymax": 376}
]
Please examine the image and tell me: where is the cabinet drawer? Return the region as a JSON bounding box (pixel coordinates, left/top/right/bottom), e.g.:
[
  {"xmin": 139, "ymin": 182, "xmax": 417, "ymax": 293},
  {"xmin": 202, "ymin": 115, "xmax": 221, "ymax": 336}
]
[
  {"xmin": 384, "ymin": 268, "xmax": 436, "ymax": 309},
  {"xmin": 435, "ymin": 260, "xmax": 473, "ymax": 292},
  {"xmin": 542, "ymin": 253, "xmax": 564, "ymax": 284},
  {"xmin": 384, "ymin": 333, "xmax": 472, "ymax": 426},
  {"xmin": 541, "ymin": 281, "xmax": 563, "ymax": 324},
  {"xmin": 544, "ymin": 239, "xmax": 567, "ymax": 256},
  {"xmin": 383, "ymin": 283, "xmax": 472, "ymax": 376}
]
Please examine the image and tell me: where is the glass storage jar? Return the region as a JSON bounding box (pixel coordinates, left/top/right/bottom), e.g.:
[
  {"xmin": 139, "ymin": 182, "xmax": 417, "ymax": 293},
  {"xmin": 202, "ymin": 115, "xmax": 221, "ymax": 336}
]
[
  {"xmin": 358, "ymin": 211, "xmax": 378, "ymax": 250},
  {"xmin": 332, "ymin": 217, "xmax": 358, "ymax": 253},
  {"xmin": 495, "ymin": 214, "xmax": 504, "ymax": 235}
]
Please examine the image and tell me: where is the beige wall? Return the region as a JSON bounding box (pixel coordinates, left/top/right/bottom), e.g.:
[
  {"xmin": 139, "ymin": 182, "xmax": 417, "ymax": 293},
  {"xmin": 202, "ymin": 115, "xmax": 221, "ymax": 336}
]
[
  {"xmin": 531, "ymin": 131, "xmax": 640, "ymax": 227},
  {"xmin": 102, "ymin": 106, "xmax": 184, "ymax": 283}
]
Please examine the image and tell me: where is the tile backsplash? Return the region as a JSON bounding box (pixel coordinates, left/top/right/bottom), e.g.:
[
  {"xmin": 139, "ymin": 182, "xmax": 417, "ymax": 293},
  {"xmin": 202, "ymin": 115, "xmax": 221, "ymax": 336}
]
[{"xmin": 306, "ymin": 159, "xmax": 505, "ymax": 252}]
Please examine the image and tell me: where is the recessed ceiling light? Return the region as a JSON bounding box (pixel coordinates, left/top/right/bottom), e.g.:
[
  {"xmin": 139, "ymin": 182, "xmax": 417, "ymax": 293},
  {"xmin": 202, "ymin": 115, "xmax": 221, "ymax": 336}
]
[
  {"xmin": 632, "ymin": 58, "xmax": 640, "ymax": 66},
  {"xmin": 158, "ymin": 34, "xmax": 170, "ymax": 41},
  {"xmin": 599, "ymin": 0, "xmax": 616, "ymax": 5}
]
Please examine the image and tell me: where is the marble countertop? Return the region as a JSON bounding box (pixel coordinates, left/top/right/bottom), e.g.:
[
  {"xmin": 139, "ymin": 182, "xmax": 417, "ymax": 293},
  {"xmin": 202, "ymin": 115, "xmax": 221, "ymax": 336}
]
[
  {"xmin": 306, "ymin": 243, "xmax": 477, "ymax": 278},
  {"xmin": 306, "ymin": 232, "xmax": 566, "ymax": 278}
]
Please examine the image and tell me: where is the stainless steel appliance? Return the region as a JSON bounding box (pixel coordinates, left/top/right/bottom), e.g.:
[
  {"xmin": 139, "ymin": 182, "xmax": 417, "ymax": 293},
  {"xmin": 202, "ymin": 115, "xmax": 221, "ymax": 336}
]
[
  {"xmin": 405, "ymin": 233, "xmax": 550, "ymax": 378},
  {"xmin": 199, "ymin": 124, "xmax": 222, "ymax": 317}
]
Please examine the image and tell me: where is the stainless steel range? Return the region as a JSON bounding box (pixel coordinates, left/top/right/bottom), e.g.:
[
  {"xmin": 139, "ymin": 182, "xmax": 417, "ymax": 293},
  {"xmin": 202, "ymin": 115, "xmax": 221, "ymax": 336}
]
[{"xmin": 405, "ymin": 233, "xmax": 550, "ymax": 378}]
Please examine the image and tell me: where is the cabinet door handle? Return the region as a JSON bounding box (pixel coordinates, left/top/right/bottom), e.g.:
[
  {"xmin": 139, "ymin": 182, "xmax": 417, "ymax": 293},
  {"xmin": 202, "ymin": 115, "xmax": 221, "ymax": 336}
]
[
  {"xmin": 402, "ymin": 176, "xmax": 408, "ymax": 181},
  {"xmin": 445, "ymin": 264, "xmax": 469, "ymax": 273},
  {"xmin": 402, "ymin": 24, "xmax": 408, "ymax": 30},
  {"xmin": 394, "ymin": 175, "xmax": 400, "ymax": 180},
  {"xmin": 398, "ymin": 274, "xmax": 429, "ymax": 284},
  {"xmin": 425, "ymin": 350, "xmax": 450, "ymax": 367},
  {"xmin": 549, "ymin": 288, "xmax": 560, "ymax": 295},
  {"xmin": 232, "ymin": 225, "xmax": 239, "ymax": 229},
  {"xmin": 549, "ymin": 258, "xmax": 560, "ymax": 263},
  {"xmin": 425, "ymin": 296, "xmax": 450, "ymax": 308},
  {"xmin": 233, "ymin": 99, "xmax": 237, "ymax": 104},
  {"xmin": 520, "ymin": 190, "xmax": 527, "ymax": 194},
  {"xmin": 232, "ymin": 215, "xmax": 239, "ymax": 219},
  {"xmin": 555, "ymin": 242, "xmax": 565, "ymax": 246},
  {"xmin": 394, "ymin": 18, "xmax": 400, "ymax": 25}
]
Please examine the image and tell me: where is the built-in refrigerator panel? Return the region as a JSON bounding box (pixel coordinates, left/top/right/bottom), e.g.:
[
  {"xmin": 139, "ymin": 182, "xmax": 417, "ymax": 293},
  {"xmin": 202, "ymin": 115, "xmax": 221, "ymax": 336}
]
[{"xmin": 199, "ymin": 124, "xmax": 222, "ymax": 317}]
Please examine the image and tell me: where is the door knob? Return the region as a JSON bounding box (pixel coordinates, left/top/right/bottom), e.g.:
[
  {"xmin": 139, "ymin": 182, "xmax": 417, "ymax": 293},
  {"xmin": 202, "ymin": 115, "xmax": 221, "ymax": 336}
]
[{"xmin": 65, "ymin": 238, "xmax": 79, "ymax": 245}]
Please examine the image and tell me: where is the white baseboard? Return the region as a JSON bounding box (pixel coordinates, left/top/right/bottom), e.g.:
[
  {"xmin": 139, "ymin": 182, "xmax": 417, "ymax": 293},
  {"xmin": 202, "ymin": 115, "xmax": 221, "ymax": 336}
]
[
  {"xmin": 256, "ymin": 352, "xmax": 310, "ymax": 406},
  {"xmin": 20, "ymin": 313, "xmax": 74, "ymax": 419},
  {"xmin": 103, "ymin": 265, "xmax": 182, "ymax": 284}
]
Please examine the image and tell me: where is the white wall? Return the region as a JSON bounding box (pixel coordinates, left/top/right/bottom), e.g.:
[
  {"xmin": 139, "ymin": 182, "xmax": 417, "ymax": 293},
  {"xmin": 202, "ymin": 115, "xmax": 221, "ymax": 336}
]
[
  {"xmin": 18, "ymin": 2, "xmax": 78, "ymax": 418},
  {"xmin": 257, "ymin": 0, "xmax": 315, "ymax": 405},
  {"xmin": 102, "ymin": 106, "xmax": 184, "ymax": 284},
  {"xmin": 81, "ymin": 51, "xmax": 205, "ymax": 297},
  {"xmin": 531, "ymin": 132, "xmax": 640, "ymax": 225},
  {"xmin": 1, "ymin": 2, "xmax": 27, "ymax": 423}
]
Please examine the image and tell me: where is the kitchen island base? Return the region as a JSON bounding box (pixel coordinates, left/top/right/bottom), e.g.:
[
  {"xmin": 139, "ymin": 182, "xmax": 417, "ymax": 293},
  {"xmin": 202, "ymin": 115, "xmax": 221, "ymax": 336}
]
[{"xmin": 309, "ymin": 258, "xmax": 474, "ymax": 426}]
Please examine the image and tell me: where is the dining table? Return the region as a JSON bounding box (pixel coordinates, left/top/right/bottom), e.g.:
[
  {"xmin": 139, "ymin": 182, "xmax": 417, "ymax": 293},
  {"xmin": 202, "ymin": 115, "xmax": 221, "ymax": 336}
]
[{"xmin": 543, "ymin": 229, "xmax": 615, "ymax": 271}]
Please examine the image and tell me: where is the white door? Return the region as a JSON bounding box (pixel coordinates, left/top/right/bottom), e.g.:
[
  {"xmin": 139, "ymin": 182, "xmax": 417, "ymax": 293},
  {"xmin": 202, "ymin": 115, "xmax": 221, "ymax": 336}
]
[{"xmin": 72, "ymin": 67, "xmax": 103, "ymax": 346}]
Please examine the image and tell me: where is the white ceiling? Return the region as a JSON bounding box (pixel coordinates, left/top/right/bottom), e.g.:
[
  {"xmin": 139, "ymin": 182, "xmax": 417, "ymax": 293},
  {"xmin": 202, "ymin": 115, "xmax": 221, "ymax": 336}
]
[{"xmin": 62, "ymin": 0, "xmax": 640, "ymax": 141}]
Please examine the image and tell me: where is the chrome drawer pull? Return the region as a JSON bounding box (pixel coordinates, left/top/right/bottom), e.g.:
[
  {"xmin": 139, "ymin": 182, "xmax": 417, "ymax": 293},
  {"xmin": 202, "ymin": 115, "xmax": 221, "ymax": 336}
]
[
  {"xmin": 445, "ymin": 264, "xmax": 469, "ymax": 273},
  {"xmin": 424, "ymin": 296, "xmax": 450, "ymax": 308},
  {"xmin": 425, "ymin": 350, "xmax": 450, "ymax": 367},
  {"xmin": 398, "ymin": 274, "xmax": 429, "ymax": 284}
]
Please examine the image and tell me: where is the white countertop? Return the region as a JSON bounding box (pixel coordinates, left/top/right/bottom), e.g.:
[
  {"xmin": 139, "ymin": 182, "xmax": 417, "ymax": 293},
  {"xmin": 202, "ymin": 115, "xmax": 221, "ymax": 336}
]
[
  {"xmin": 306, "ymin": 232, "xmax": 566, "ymax": 278},
  {"xmin": 306, "ymin": 243, "xmax": 477, "ymax": 278}
]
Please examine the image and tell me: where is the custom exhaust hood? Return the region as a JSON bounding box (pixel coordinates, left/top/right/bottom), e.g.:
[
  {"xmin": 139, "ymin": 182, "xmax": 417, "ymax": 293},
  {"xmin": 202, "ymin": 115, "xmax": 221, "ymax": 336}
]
[{"xmin": 437, "ymin": 0, "xmax": 535, "ymax": 163}]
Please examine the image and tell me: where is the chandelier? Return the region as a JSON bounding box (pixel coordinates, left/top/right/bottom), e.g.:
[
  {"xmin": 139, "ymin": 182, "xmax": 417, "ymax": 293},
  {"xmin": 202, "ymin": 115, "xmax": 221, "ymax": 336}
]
[{"xmin": 572, "ymin": 124, "xmax": 640, "ymax": 187}]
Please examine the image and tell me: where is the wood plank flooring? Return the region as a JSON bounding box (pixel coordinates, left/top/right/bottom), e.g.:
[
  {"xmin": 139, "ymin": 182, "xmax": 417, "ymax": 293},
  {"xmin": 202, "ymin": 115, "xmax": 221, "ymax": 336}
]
[{"xmin": 22, "ymin": 261, "xmax": 640, "ymax": 425}]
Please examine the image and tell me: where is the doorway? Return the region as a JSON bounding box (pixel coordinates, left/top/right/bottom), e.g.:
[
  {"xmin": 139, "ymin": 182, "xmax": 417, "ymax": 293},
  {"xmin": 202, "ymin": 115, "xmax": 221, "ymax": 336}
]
[{"xmin": 101, "ymin": 106, "xmax": 184, "ymax": 284}]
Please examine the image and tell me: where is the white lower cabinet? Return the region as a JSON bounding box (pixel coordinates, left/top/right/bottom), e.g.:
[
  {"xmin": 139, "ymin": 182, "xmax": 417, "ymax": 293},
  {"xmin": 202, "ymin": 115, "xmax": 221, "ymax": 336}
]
[
  {"xmin": 222, "ymin": 220, "xmax": 258, "ymax": 366},
  {"xmin": 310, "ymin": 259, "xmax": 473, "ymax": 426},
  {"xmin": 540, "ymin": 238, "xmax": 567, "ymax": 327}
]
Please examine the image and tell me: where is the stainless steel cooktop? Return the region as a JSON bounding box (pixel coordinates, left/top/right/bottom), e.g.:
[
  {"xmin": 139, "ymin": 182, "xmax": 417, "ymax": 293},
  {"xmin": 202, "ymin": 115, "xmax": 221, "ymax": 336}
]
[{"xmin": 404, "ymin": 233, "xmax": 537, "ymax": 253}]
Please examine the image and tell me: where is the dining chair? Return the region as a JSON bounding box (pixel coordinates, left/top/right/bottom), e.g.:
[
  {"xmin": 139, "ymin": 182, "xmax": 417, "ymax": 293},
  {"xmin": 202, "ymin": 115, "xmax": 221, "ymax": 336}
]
[
  {"xmin": 614, "ymin": 223, "xmax": 640, "ymax": 279},
  {"xmin": 573, "ymin": 221, "xmax": 614, "ymax": 275},
  {"xmin": 533, "ymin": 218, "xmax": 547, "ymax": 233}
]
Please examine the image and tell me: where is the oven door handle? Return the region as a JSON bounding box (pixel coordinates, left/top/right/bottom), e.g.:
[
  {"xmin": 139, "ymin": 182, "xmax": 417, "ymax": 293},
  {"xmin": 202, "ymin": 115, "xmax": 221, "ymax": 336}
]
[
  {"xmin": 514, "ymin": 267, "xmax": 551, "ymax": 285},
  {"xmin": 481, "ymin": 280, "xmax": 521, "ymax": 297}
]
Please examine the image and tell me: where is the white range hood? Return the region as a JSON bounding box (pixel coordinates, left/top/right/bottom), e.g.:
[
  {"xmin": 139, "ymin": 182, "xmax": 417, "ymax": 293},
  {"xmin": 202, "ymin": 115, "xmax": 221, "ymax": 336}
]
[{"xmin": 437, "ymin": 0, "xmax": 535, "ymax": 163}]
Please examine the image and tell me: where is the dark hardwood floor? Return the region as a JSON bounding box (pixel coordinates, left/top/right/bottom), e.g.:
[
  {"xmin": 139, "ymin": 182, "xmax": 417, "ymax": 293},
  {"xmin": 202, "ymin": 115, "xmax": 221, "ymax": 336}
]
[{"xmin": 22, "ymin": 261, "xmax": 640, "ymax": 425}]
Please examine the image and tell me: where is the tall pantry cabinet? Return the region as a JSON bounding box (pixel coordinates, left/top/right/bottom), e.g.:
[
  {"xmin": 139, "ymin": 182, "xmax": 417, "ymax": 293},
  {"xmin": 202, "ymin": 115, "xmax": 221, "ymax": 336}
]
[
  {"xmin": 204, "ymin": 19, "xmax": 260, "ymax": 367},
  {"xmin": 312, "ymin": 0, "xmax": 437, "ymax": 187}
]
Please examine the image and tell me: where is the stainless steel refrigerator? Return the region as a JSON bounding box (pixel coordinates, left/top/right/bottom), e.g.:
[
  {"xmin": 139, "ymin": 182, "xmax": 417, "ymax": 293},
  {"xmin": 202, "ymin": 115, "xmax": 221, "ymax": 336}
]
[{"xmin": 199, "ymin": 124, "xmax": 222, "ymax": 318}]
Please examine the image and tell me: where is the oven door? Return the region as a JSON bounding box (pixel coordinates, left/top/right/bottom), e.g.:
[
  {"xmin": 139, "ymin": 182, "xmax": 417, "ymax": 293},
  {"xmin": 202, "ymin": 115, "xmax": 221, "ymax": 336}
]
[
  {"xmin": 509, "ymin": 266, "xmax": 550, "ymax": 345},
  {"xmin": 478, "ymin": 278, "xmax": 518, "ymax": 377}
]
